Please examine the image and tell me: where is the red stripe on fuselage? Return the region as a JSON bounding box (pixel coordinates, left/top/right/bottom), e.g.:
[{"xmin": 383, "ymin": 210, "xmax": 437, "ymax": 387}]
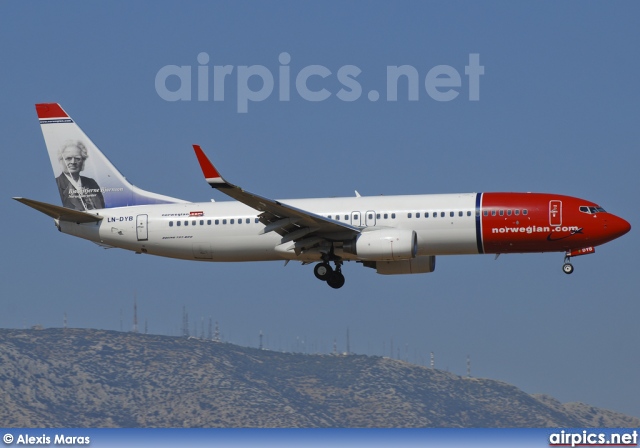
[{"xmin": 480, "ymin": 193, "xmax": 617, "ymax": 254}]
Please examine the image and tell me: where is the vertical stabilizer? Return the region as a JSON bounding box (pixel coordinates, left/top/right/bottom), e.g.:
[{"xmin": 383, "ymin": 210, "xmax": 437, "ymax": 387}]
[{"xmin": 36, "ymin": 103, "xmax": 187, "ymax": 210}]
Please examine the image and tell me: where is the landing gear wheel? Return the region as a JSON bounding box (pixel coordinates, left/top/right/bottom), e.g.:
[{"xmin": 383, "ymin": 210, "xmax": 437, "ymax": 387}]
[
  {"xmin": 562, "ymin": 263, "xmax": 574, "ymax": 275},
  {"xmin": 327, "ymin": 271, "xmax": 346, "ymax": 289},
  {"xmin": 314, "ymin": 262, "xmax": 333, "ymax": 281}
]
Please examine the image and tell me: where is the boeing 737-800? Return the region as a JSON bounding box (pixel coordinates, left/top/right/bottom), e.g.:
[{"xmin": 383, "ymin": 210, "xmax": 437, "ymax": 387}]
[{"xmin": 14, "ymin": 103, "xmax": 631, "ymax": 289}]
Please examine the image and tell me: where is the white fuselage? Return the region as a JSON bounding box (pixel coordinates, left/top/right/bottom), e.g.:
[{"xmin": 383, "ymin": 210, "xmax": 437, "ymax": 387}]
[{"xmin": 61, "ymin": 193, "xmax": 480, "ymax": 262}]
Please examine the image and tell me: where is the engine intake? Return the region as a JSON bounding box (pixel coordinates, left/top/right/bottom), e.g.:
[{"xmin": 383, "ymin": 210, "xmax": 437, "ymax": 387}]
[{"xmin": 343, "ymin": 229, "xmax": 417, "ymax": 261}]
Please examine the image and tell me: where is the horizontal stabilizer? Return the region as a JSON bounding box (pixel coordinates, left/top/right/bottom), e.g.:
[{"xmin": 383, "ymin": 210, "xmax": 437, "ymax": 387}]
[{"xmin": 13, "ymin": 197, "xmax": 103, "ymax": 223}]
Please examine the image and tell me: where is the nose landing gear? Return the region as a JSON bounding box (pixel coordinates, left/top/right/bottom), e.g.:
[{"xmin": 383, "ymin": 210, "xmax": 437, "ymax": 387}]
[
  {"xmin": 314, "ymin": 261, "xmax": 346, "ymax": 289},
  {"xmin": 562, "ymin": 255, "xmax": 574, "ymax": 274}
]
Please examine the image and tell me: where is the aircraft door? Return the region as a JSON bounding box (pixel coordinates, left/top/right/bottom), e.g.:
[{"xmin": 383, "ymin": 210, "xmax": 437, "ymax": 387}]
[
  {"xmin": 549, "ymin": 200, "xmax": 562, "ymax": 227},
  {"xmin": 136, "ymin": 214, "xmax": 148, "ymax": 241},
  {"xmin": 351, "ymin": 211, "xmax": 361, "ymax": 226},
  {"xmin": 365, "ymin": 210, "xmax": 376, "ymax": 227}
]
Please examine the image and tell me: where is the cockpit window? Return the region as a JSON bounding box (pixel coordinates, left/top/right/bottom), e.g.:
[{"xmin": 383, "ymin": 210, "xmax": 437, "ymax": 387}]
[{"xmin": 580, "ymin": 205, "xmax": 607, "ymax": 214}]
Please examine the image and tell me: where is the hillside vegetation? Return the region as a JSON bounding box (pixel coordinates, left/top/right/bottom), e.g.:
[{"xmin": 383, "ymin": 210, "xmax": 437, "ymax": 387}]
[{"xmin": 0, "ymin": 329, "xmax": 636, "ymax": 427}]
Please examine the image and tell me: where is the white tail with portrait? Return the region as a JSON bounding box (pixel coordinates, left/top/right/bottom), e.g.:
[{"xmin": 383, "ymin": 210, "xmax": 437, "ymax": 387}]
[{"xmin": 35, "ymin": 103, "xmax": 186, "ymax": 211}]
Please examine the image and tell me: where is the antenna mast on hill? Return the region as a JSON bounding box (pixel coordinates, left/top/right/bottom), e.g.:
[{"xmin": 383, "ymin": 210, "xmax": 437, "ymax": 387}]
[
  {"xmin": 259, "ymin": 330, "xmax": 263, "ymax": 350},
  {"xmin": 346, "ymin": 328, "xmax": 350, "ymax": 355},
  {"xmin": 430, "ymin": 351, "xmax": 435, "ymax": 368},
  {"xmin": 182, "ymin": 306, "xmax": 189, "ymax": 337},
  {"xmin": 133, "ymin": 292, "xmax": 138, "ymax": 333},
  {"xmin": 214, "ymin": 321, "xmax": 220, "ymax": 342},
  {"xmin": 63, "ymin": 312, "xmax": 67, "ymax": 329},
  {"xmin": 467, "ymin": 355, "xmax": 471, "ymax": 378}
]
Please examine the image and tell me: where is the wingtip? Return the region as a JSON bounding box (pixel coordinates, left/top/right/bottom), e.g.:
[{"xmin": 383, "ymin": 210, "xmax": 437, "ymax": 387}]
[{"xmin": 192, "ymin": 144, "xmax": 225, "ymax": 184}]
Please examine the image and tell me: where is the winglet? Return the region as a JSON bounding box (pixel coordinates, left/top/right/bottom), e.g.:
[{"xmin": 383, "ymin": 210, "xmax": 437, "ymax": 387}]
[{"xmin": 193, "ymin": 145, "xmax": 226, "ymax": 185}]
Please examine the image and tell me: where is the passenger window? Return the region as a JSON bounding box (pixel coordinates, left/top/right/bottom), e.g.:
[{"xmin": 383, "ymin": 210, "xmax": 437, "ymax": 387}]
[
  {"xmin": 391, "ymin": 213, "xmax": 396, "ymax": 219},
  {"xmin": 491, "ymin": 210, "xmax": 496, "ymax": 216},
  {"xmin": 467, "ymin": 211, "xmax": 472, "ymax": 217},
  {"xmin": 344, "ymin": 215, "xmax": 349, "ymax": 220},
  {"xmin": 499, "ymin": 210, "xmax": 504, "ymax": 216},
  {"xmin": 441, "ymin": 212, "xmax": 445, "ymax": 218},
  {"xmin": 336, "ymin": 215, "xmax": 340, "ymax": 221},
  {"xmin": 384, "ymin": 213, "xmax": 388, "ymax": 219},
  {"xmin": 450, "ymin": 211, "xmax": 454, "ymax": 217},
  {"xmin": 200, "ymin": 220, "xmax": 204, "ymax": 225},
  {"xmin": 408, "ymin": 213, "xmax": 412, "ymax": 218},
  {"xmin": 207, "ymin": 220, "xmax": 211, "ymax": 225},
  {"xmin": 238, "ymin": 219, "xmax": 242, "ymax": 224},
  {"xmin": 169, "ymin": 221, "xmax": 173, "ymax": 227},
  {"xmin": 376, "ymin": 213, "xmax": 381, "ymax": 219},
  {"xmin": 507, "ymin": 210, "xmax": 512, "ymax": 216},
  {"xmin": 230, "ymin": 219, "xmax": 235, "ymax": 224},
  {"xmin": 192, "ymin": 220, "xmax": 196, "ymax": 225},
  {"xmin": 215, "ymin": 219, "xmax": 219, "ymax": 225},
  {"xmin": 523, "ymin": 210, "xmax": 528, "ymax": 215},
  {"xmin": 354, "ymin": 214, "xmax": 359, "ymax": 220},
  {"xmin": 515, "ymin": 210, "xmax": 520, "ymax": 216},
  {"xmin": 368, "ymin": 213, "xmax": 373, "ymax": 219},
  {"xmin": 255, "ymin": 218, "xmax": 259, "ymax": 223},
  {"xmin": 459, "ymin": 211, "xmax": 463, "ymax": 217},
  {"xmin": 223, "ymin": 219, "xmax": 227, "ymax": 225},
  {"xmin": 185, "ymin": 221, "xmax": 189, "ymax": 226},
  {"xmin": 177, "ymin": 221, "xmax": 181, "ymax": 226},
  {"xmin": 416, "ymin": 212, "xmax": 420, "ymax": 218},
  {"xmin": 433, "ymin": 212, "xmax": 437, "ymax": 218},
  {"xmin": 425, "ymin": 212, "xmax": 429, "ymax": 218},
  {"xmin": 246, "ymin": 218, "xmax": 250, "ymax": 224},
  {"xmin": 328, "ymin": 215, "xmax": 332, "ymax": 219},
  {"xmin": 483, "ymin": 210, "xmax": 488, "ymax": 216}
]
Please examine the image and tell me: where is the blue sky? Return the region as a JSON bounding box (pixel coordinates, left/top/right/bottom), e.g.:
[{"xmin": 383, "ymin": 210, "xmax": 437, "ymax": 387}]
[{"xmin": 1, "ymin": 2, "xmax": 639, "ymax": 419}]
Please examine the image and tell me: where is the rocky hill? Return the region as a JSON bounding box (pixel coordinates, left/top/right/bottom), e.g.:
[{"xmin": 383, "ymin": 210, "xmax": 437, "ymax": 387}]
[{"xmin": 0, "ymin": 328, "xmax": 637, "ymax": 427}]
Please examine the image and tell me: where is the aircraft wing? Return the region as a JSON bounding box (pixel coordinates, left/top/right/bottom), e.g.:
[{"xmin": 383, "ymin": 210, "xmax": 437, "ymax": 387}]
[
  {"xmin": 13, "ymin": 197, "xmax": 103, "ymax": 223},
  {"xmin": 192, "ymin": 145, "xmax": 360, "ymax": 243}
]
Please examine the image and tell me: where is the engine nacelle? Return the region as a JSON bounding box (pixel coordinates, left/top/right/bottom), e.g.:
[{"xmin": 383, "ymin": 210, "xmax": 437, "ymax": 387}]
[
  {"xmin": 365, "ymin": 256, "xmax": 436, "ymax": 275},
  {"xmin": 343, "ymin": 229, "xmax": 417, "ymax": 261}
]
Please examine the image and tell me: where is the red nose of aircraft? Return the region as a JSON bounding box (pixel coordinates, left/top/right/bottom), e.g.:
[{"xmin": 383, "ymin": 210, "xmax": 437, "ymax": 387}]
[{"xmin": 606, "ymin": 214, "xmax": 631, "ymax": 241}]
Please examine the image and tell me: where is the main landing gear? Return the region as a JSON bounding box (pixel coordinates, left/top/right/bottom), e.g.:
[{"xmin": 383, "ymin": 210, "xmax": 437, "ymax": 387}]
[
  {"xmin": 314, "ymin": 261, "xmax": 346, "ymax": 289},
  {"xmin": 562, "ymin": 255, "xmax": 574, "ymax": 275}
]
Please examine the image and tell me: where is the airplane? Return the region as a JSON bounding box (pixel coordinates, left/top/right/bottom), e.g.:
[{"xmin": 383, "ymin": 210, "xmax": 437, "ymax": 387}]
[{"xmin": 14, "ymin": 103, "xmax": 631, "ymax": 289}]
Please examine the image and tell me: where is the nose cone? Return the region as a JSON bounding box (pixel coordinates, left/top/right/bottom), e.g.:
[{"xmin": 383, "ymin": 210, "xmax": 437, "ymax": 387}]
[{"xmin": 608, "ymin": 215, "xmax": 631, "ymax": 240}]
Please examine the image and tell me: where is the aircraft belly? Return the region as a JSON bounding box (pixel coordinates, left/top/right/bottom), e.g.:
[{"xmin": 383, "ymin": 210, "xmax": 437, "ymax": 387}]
[{"xmin": 147, "ymin": 232, "xmax": 281, "ymax": 262}]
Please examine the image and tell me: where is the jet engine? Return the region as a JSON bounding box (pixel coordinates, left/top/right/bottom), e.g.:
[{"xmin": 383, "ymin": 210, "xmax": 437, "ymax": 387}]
[{"xmin": 343, "ymin": 229, "xmax": 417, "ymax": 261}]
